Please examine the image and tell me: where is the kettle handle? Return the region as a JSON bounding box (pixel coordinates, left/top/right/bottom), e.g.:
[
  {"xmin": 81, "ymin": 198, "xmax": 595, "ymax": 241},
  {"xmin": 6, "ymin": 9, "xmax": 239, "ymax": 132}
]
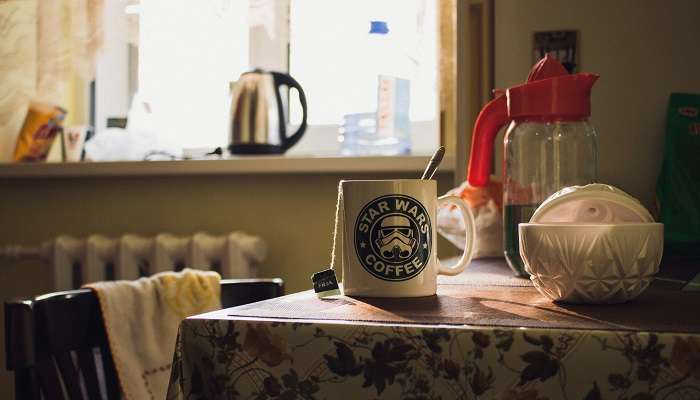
[
  {"xmin": 271, "ymin": 72, "xmax": 308, "ymax": 150},
  {"xmin": 466, "ymin": 95, "xmax": 509, "ymax": 187}
]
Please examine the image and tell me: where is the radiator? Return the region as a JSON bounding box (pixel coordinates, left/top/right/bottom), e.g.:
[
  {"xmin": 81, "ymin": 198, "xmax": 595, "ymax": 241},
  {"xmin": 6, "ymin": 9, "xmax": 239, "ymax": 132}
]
[{"xmin": 0, "ymin": 232, "xmax": 266, "ymax": 291}]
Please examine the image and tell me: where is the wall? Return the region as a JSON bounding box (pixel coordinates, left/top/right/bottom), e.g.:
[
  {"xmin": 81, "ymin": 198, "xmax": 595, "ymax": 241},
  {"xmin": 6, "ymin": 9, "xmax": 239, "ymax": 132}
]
[
  {"xmin": 494, "ymin": 0, "xmax": 700, "ymax": 210},
  {"xmin": 0, "ymin": 171, "xmax": 457, "ymax": 397}
]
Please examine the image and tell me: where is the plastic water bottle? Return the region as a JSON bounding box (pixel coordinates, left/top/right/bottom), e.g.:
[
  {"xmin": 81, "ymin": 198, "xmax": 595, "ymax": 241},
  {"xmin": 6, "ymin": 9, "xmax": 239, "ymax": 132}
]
[{"xmin": 339, "ymin": 20, "xmax": 411, "ymax": 156}]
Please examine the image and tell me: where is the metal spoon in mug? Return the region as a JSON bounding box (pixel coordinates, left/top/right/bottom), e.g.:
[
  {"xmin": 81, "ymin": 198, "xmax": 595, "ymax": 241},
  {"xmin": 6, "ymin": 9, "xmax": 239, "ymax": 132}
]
[{"xmin": 421, "ymin": 146, "xmax": 445, "ymax": 180}]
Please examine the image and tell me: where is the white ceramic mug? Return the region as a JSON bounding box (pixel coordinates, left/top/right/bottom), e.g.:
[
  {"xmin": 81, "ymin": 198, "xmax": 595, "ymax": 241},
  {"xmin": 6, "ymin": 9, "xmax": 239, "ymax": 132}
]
[{"xmin": 340, "ymin": 179, "xmax": 475, "ymax": 297}]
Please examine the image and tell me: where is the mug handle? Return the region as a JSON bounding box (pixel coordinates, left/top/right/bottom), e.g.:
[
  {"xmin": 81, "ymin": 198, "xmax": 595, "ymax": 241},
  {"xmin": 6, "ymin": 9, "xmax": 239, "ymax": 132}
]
[{"xmin": 436, "ymin": 195, "xmax": 476, "ymax": 276}]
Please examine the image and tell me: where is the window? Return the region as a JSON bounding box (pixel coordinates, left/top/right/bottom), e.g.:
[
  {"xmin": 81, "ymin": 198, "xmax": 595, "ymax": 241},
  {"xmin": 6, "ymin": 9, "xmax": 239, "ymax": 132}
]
[
  {"xmin": 95, "ymin": 0, "xmax": 439, "ymax": 159},
  {"xmin": 137, "ymin": 0, "xmax": 249, "ymax": 152},
  {"xmin": 289, "ymin": 0, "xmax": 439, "ymax": 155}
]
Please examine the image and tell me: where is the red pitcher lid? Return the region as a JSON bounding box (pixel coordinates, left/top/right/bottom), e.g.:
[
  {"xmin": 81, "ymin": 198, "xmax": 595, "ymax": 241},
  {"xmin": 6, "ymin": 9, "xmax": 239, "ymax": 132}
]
[
  {"xmin": 467, "ymin": 55, "xmax": 599, "ymax": 187},
  {"xmin": 507, "ymin": 73, "xmax": 599, "ymax": 120}
]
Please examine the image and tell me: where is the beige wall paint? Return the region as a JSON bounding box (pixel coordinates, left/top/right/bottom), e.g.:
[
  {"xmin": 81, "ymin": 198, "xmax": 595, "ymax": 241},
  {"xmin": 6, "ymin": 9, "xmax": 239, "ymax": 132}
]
[
  {"xmin": 0, "ymin": 171, "xmax": 458, "ymax": 397},
  {"xmin": 494, "ymin": 0, "xmax": 700, "ymax": 209}
]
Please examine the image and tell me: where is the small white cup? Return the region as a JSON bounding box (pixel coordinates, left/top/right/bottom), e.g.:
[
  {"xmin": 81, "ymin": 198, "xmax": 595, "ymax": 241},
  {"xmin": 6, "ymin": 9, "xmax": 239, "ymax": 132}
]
[
  {"xmin": 62, "ymin": 125, "xmax": 90, "ymax": 162},
  {"xmin": 340, "ymin": 179, "xmax": 475, "ymax": 297}
]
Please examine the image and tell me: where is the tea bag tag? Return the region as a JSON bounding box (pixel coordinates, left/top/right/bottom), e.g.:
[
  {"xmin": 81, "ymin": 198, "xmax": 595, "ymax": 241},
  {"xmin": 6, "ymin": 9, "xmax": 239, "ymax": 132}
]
[
  {"xmin": 311, "ymin": 181, "xmax": 344, "ymax": 298},
  {"xmin": 311, "ymin": 269, "xmax": 341, "ymax": 298}
]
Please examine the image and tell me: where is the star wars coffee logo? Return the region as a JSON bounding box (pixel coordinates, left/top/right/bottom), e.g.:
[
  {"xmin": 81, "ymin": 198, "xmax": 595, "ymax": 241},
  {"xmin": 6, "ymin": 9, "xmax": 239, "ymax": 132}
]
[{"xmin": 354, "ymin": 194, "xmax": 432, "ymax": 281}]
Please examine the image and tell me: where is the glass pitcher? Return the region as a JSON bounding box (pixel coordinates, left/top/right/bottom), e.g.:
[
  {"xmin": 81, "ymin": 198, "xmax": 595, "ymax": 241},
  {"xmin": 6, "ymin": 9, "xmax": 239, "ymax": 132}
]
[
  {"xmin": 503, "ymin": 119, "xmax": 597, "ymax": 276},
  {"xmin": 467, "ymin": 55, "xmax": 599, "ymax": 277}
]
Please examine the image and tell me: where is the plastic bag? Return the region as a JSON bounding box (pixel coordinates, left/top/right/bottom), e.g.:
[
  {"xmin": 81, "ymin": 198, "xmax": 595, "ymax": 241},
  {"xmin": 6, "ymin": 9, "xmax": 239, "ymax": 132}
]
[
  {"xmin": 83, "ymin": 93, "xmax": 177, "ymax": 161},
  {"xmin": 438, "ymin": 178, "xmax": 503, "ymax": 259},
  {"xmin": 83, "ymin": 127, "xmax": 160, "ymax": 161}
]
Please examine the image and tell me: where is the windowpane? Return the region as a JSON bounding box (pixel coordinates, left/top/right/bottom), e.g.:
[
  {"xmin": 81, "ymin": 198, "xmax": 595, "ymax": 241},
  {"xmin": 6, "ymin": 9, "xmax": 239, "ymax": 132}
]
[
  {"xmin": 289, "ymin": 0, "xmax": 438, "ymax": 154},
  {"xmin": 99, "ymin": 0, "xmax": 439, "ymax": 158},
  {"xmin": 138, "ymin": 0, "xmax": 248, "ymax": 152}
]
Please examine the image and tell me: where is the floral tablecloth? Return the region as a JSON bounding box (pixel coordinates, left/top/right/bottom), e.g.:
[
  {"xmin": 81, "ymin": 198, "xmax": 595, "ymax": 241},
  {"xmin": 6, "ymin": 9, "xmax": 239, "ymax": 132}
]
[
  {"xmin": 168, "ymin": 318, "xmax": 700, "ymax": 399},
  {"xmin": 167, "ymin": 259, "xmax": 700, "ymax": 399}
]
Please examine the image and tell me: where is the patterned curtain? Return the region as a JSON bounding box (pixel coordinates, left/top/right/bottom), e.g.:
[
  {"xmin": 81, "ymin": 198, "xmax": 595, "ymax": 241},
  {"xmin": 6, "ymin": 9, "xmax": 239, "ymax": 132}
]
[{"xmin": 0, "ymin": 0, "xmax": 103, "ymax": 161}]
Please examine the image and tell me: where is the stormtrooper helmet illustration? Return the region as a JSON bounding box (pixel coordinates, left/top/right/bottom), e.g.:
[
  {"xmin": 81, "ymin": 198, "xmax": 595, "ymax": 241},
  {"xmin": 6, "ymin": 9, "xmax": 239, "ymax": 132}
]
[{"xmin": 375, "ymin": 215, "xmax": 416, "ymax": 261}]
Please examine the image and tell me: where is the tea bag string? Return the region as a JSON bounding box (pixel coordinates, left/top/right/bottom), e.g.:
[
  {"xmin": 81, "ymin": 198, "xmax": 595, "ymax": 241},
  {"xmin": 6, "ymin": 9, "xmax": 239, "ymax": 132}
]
[{"xmin": 329, "ymin": 181, "xmax": 343, "ymax": 270}]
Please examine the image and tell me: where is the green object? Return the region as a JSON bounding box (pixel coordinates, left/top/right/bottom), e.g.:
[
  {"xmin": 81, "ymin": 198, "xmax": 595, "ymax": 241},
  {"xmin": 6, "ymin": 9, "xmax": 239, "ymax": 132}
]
[
  {"xmin": 656, "ymin": 93, "xmax": 700, "ymax": 256},
  {"xmin": 503, "ymin": 203, "xmax": 538, "ymax": 277}
]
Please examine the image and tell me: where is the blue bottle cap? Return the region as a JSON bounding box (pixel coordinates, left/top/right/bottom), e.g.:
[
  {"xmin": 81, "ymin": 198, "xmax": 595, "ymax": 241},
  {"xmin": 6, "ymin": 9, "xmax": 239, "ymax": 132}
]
[{"xmin": 369, "ymin": 20, "xmax": 389, "ymax": 34}]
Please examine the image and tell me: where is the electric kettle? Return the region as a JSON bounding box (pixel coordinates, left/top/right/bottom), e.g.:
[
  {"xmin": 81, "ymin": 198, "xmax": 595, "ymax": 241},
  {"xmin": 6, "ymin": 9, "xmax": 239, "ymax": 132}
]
[
  {"xmin": 467, "ymin": 55, "xmax": 599, "ymax": 277},
  {"xmin": 229, "ymin": 70, "xmax": 308, "ymax": 154}
]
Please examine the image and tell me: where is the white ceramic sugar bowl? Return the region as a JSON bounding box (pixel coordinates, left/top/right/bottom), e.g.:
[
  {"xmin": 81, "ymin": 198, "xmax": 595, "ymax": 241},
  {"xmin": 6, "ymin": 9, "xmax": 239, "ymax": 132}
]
[{"xmin": 519, "ymin": 184, "xmax": 664, "ymax": 304}]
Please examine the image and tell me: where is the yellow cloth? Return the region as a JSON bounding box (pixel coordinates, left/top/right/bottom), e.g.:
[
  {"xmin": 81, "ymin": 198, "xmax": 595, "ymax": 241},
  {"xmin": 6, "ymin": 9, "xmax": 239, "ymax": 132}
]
[{"xmin": 85, "ymin": 269, "xmax": 221, "ymax": 400}]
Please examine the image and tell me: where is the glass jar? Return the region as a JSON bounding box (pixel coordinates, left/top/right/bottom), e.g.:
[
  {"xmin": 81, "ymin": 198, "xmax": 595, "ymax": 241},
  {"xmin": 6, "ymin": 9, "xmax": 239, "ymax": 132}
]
[{"xmin": 503, "ymin": 119, "xmax": 597, "ymax": 276}]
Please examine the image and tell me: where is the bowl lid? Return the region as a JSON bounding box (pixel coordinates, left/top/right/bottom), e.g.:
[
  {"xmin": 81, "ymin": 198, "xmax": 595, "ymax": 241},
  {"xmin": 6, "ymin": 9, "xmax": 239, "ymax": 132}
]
[{"xmin": 529, "ymin": 183, "xmax": 654, "ymax": 223}]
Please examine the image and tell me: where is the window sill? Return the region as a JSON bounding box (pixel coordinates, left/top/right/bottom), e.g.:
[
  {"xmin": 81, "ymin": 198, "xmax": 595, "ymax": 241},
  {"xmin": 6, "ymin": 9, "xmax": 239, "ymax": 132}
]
[{"xmin": 0, "ymin": 155, "xmax": 455, "ymax": 178}]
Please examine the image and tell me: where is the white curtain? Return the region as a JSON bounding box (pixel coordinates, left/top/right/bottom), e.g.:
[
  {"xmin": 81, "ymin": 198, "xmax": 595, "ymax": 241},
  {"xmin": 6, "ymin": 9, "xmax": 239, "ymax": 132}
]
[{"xmin": 0, "ymin": 0, "xmax": 103, "ymax": 161}]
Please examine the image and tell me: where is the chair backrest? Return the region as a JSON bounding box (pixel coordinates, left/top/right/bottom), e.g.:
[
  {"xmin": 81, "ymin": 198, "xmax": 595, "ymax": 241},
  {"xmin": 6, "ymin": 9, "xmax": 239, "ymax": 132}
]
[{"xmin": 5, "ymin": 278, "xmax": 284, "ymax": 400}]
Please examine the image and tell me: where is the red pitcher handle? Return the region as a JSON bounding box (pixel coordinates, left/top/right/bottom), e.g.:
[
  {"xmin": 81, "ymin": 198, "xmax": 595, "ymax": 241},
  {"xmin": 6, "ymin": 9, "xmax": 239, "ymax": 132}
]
[{"xmin": 467, "ymin": 94, "xmax": 509, "ymax": 187}]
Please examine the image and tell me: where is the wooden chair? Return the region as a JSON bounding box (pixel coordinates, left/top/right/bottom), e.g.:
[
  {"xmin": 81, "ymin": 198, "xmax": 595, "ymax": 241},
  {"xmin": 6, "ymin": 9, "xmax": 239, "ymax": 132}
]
[{"xmin": 5, "ymin": 278, "xmax": 284, "ymax": 400}]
